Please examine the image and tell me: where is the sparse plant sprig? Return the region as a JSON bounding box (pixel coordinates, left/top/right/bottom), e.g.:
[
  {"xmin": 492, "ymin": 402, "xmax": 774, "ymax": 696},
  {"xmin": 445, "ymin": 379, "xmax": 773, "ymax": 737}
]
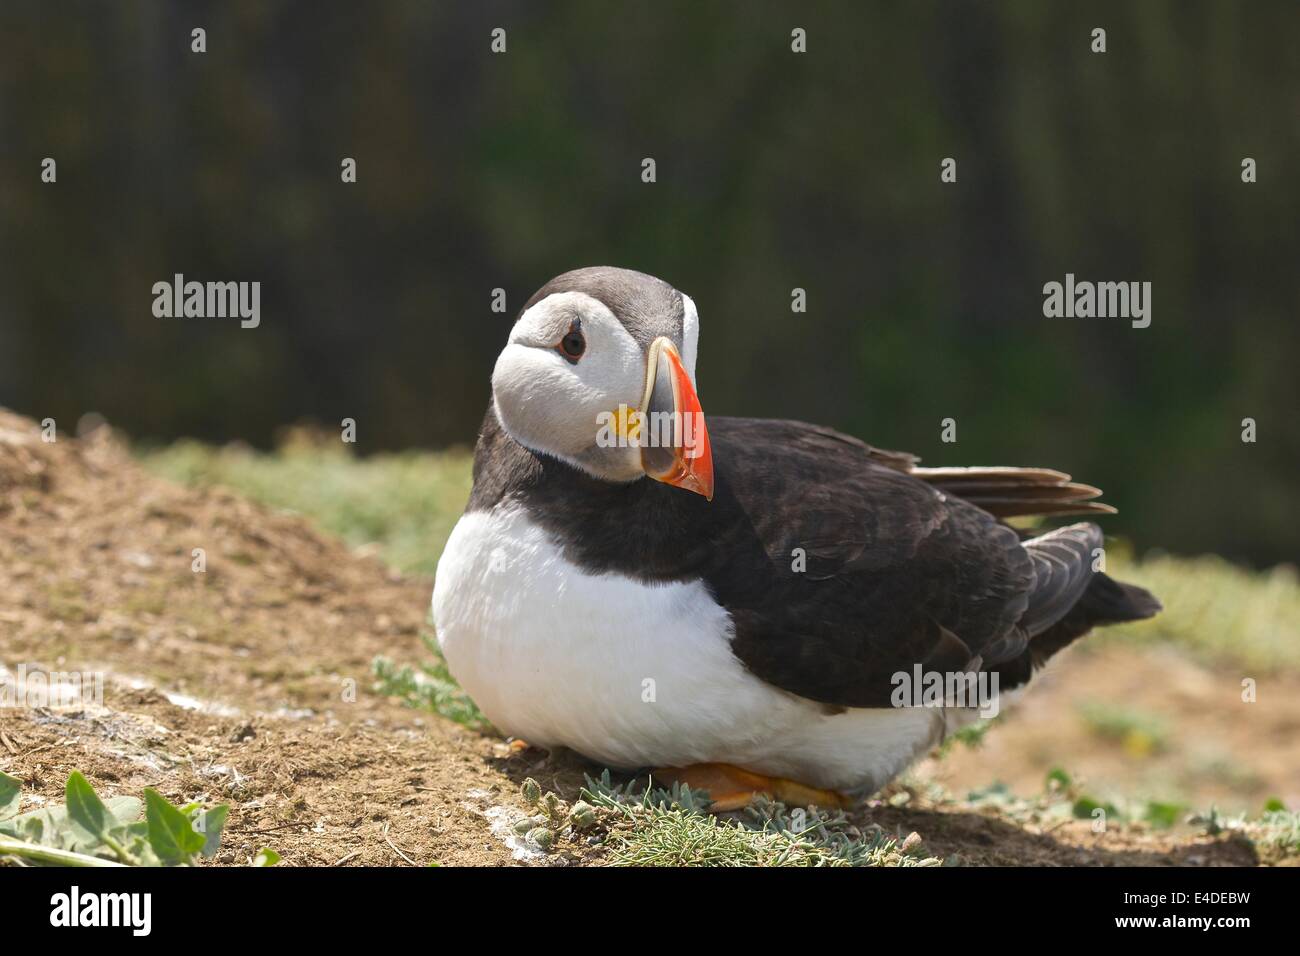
[
  {"xmin": 965, "ymin": 774, "xmax": 1191, "ymax": 834},
  {"xmin": 935, "ymin": 717, "xmax": 998, "ymax": 758},
  {"xmin": 742, "ymin": 795, "xmax": 936, "ymax": 867},
  {"xmin": 1183, "ymin": 805, "xmax": 1300, "ymax": 863},
  {"xmin": 372, "ymin": 631, "xmax": 490, "ymax": 730},
  {"xmin": 0, "ymin": 770, "xmax": 273, "ymax": 867},
  {"xmin": 569, "ymin": 800, "xmax": 598, "ymax": 830},
  {"xmin": 1247, "ymin": 809, "xmax": 1300, "ymax": 858}
]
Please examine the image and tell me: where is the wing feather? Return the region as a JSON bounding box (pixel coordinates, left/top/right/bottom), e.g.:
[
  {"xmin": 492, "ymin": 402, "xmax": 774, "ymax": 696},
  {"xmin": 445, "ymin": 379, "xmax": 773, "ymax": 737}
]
[{"xmin": 911, "ymin": 465, "xmax": 1115, "ymax": 518}]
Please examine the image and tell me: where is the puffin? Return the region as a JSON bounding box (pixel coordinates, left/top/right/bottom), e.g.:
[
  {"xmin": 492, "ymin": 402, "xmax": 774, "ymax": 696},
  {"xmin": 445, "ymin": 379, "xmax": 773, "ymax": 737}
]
[{"xmin": 433, "ymin": 266, "xmax": 1161, "ymax": 809}]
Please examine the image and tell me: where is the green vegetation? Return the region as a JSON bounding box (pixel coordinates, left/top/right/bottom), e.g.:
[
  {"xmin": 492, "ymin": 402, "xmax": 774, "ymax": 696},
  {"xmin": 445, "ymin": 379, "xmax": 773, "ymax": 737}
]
[
  {"xmin": 1077, "ymin": 701, "xmax": 1170, "ymax": 756},
  {"xmin": 1097, "ymin": 553, "xmax": 1300, "ymax": 674},
  {"xmin": 966, "ymin": 777, "xmax": 1092, "ymax": 824},
  {"xmin": 373, "ymin": 629, "xmax": 491, "ymax": 730},
  {"xmin": 142, "ymin": 436, "xmax": 473, "ymax": 576},
  {"xmin": 0, "ymin": 770, "xmax": 275, "ymax": 867},
  {"xmin": 965, "ymin": 771, "xmax": 1191, "ymax": 833},
  {"xmin": 1190, "ymin": 804, "xmax": 1300, "ymax": 865},
  {"xmin": 1247, "ymin": 809, "xmax": 1300, "ymax": 859},
  {"xmin": 580, "ymin": 772, "xmax": 944, "ymax": 867},
  {"xmin": 936, "ymin": 717, "xmax": 998, "ymax": 757}
]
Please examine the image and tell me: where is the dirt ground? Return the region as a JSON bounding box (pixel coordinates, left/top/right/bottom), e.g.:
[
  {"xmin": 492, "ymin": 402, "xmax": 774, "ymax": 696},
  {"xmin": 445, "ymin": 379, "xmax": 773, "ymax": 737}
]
[
  {"xmin": 929, "ymin": 644, "xmax": 1300, "ymax": 816},
  {"xmin": 0, "ymin": 409, "xmax": 1275, "ymax": 865}
]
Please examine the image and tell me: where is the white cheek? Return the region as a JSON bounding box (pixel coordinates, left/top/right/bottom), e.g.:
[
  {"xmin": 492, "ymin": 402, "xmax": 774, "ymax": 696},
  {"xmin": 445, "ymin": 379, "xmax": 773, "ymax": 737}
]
[
  {"xmin": 493, "ymin": 343, "xmax": 642, "ymax": 460},
  {"xmin": 493, "ymin": 345, "xmax": 587, "ymax": 455},
  {"xmin": 490, "ymin": 291, "xmax": 658, "ymax": 481}
]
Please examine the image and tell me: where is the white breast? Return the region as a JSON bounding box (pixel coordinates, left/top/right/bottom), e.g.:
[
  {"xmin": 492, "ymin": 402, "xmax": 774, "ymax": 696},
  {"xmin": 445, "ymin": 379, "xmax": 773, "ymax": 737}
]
[{"xmin": 432, "ymin": 503, "xmax": 953, "ymax": 792}]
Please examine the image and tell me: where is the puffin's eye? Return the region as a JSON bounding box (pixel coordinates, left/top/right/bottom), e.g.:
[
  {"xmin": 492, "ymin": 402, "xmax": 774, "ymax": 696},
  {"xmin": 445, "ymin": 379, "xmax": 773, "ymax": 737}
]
[{"xmin": 559, "ymin": 328, "xmax": 586, "ymax": 360}]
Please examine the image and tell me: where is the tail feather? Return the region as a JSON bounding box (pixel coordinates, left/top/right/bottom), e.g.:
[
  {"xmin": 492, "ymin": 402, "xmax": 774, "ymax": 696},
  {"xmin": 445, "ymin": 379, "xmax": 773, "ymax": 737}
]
[
  {"xmin": 1018, "ymin": 523, "xmax": 1103, "ymax": 636},
  {"xmin": 992, "ymin": 572, "xmax": 1161, "ymax": 689},
  {"xmin": 912, "ymin": 465, "xmax": 1115, "ymax": 518},
  {"xmin": 910, "ymin": 466, "xmax": 1159, "ymax": 690}
]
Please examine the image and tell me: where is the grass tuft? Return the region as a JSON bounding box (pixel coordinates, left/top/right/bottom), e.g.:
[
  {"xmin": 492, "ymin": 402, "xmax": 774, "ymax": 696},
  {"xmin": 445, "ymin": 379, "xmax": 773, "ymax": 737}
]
[
  {"xmin": 582, "ymin": 771, "xmax": 945, "ymax": 867},
  {"xmin": 1100, "ymin": 551, "xmax": 1300, "ymax": 673},
  {"xmin": 1189, "ymin": 804, "xmax": 1300, "ymax": 864},
  {"xmin": 1247, "ymin": 809, "xmax": 1300, "ymax": 858}
]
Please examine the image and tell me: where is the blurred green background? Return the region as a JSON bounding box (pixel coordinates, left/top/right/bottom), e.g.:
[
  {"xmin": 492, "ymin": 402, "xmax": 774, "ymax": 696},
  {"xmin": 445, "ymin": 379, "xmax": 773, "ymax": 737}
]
[{"xmin": 0, "ymin": 0, "xmax": 1295, "ymax": 565}]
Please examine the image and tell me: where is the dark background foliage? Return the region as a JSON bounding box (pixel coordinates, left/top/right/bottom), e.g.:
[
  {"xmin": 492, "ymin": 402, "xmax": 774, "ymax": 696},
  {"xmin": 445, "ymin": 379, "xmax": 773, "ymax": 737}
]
[{"xmin": 0, "ymin": 1, "xmax": 1295, "ymax": 564}]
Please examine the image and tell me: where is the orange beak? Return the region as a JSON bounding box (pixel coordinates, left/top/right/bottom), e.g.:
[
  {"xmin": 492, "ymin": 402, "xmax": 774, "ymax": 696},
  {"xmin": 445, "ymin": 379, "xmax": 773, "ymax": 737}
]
[{"xmin": 639, "ymin": 338, "xmax": 714, "ymax": 500}]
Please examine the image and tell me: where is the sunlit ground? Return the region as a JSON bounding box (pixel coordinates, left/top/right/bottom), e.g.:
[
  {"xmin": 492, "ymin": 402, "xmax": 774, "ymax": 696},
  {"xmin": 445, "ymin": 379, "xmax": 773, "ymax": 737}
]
[{"xmin": 140, "ymin": 434, "xmax": 1300, "ymax": 821}]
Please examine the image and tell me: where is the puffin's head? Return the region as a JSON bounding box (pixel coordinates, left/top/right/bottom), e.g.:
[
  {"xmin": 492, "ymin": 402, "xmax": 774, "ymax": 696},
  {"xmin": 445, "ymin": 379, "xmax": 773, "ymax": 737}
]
[{"xmin": 491, "ymin": 266, "xmax": 713, "ymax": 499}]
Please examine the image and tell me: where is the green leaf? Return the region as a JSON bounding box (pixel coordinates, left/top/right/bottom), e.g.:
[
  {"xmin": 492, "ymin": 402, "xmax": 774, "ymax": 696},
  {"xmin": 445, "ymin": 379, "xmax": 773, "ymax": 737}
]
[
  {"xmin": 1143, "ymin": 801, "xmax": 1185, "ymax": 830},
  {"xmin": 117, "ymin": 819, "xmax": 149, "ymax": 838},
  {"xmin": 1072, "ymin": 796, "xmax": 1121, "ymax": 820},
  {"xmin": 144, "ymin": 789, "xmax": 205, "ymax": 864},
  {"xmin": 252, "ymin": 847, "xmax": 281, "ymax": 867},
  {"xmin": 1045, "ymin": 768, "xmax": 1072, "ymax": 791},
  {"xmin": 121, "ymin": 833, "xmax": 162, "ymax": 867},
  {"xmin": 193, "ymin": 805, "xmax": 229, "ymax": 858},
  {"xmin": 17, "ymin": 815, "xmax": 44, "ymax": 843},
  {"xmin": 65, "ymin": 771, "xmax": 113, "ymax": 844},
  {"xmin": 1264, "ymin": 797, "xmax": 1287, "ymax": 813},
  {"xmin": 0, "ymin": 771, "xmax": 21, "ymax": 821},
  {"xmin": 104, "ymin": 797, "xmax": 143, "ymax": 824}
]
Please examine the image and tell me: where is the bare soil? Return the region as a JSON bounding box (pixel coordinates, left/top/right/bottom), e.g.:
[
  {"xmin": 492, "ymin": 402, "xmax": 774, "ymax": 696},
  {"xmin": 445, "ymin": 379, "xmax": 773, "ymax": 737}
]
[
  {"xmin": 0, "ymin": 409, "xmax": 1275, "ymax": 865},
  {"xmin": 930, "ymin": 644, "xmax": 1300, "ymax": 816}
]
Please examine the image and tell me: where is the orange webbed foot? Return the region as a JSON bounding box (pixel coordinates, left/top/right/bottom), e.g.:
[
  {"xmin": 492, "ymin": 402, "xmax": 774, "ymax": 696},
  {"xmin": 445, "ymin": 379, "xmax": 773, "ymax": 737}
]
[{"xmin": 651, "ymin": 763, "xmax": 853, "ymax": 812}]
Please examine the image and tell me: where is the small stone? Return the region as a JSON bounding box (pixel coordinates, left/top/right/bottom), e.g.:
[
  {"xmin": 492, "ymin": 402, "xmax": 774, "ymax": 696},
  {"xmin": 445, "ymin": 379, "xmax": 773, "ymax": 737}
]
[
  {"xmin": 228, "ymin": 723, "xmax": 256, "ymax": 743},
  {"xmin": 900, "ymin": 831, "xmax": 923, "ymax": 852}
]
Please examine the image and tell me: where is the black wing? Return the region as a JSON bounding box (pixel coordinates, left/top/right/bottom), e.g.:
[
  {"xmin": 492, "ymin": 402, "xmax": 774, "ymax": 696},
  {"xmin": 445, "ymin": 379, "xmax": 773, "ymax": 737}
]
[{"xmin": 703, "ymin": 418, "xmax": 1096, "ymax": 708}]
